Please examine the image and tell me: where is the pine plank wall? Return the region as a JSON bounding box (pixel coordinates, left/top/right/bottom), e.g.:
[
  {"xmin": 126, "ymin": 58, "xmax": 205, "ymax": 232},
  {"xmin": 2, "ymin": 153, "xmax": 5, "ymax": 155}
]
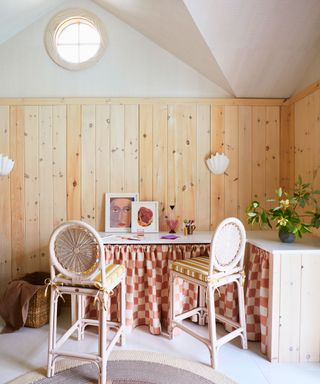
[{"xmin": 0, "ymin": 86, "xmax": 318, "ymax": 289}]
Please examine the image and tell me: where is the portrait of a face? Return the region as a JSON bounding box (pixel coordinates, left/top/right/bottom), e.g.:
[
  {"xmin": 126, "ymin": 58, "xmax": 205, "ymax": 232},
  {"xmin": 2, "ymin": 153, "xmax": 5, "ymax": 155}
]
[
  {"xmin": 110, "ymin": 197, "xmax": 133, "ymax": 228},
  {"xmin": 105, "ymin": 193, "xmax": 139, "ymax": 232}
]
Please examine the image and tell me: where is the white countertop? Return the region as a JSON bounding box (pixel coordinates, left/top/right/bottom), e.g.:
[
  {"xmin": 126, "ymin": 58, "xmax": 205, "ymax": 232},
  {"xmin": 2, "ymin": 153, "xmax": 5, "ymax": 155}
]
[
  {"xmin": 247, "ymin": 231, "xmax": 320, "ymax": 254},
  {"xmin": 99, "ymin": 230, "xmax": 320, "ymax": 254},
  {"xmin": 99, "ymin": 231, "xmax": 213, "ymax": 245}
]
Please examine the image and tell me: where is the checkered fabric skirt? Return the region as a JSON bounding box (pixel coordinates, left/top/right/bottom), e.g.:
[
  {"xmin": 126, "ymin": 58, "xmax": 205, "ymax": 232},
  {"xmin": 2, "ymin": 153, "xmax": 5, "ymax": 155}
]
[
  {"xmin": 245, "ymin": 245, "xmax": 270, "ymax": 354},
  {"xmin": 85, "ymin": 244, "xmax": 269, "ymax": 354},
  {"xmin": 86, "ymin": 244, "xmax": 209, "ymax": 334},
  {"xmin": 213, "ymin": 244, "xmax": 270, "ymax": 354}
]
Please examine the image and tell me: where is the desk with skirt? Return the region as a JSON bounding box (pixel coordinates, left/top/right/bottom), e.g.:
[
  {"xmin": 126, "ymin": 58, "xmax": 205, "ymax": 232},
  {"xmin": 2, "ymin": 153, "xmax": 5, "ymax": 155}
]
[{"xmin": 83, "ymin": 231, "xmax": 284, "ymax": 360}]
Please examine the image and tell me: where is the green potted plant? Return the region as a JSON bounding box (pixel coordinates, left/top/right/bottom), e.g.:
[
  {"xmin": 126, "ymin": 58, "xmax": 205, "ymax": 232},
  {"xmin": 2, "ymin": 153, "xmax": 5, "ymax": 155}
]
[{"xmin": 246, "ymin": 177, "xmax": 320, "ymax": 243}]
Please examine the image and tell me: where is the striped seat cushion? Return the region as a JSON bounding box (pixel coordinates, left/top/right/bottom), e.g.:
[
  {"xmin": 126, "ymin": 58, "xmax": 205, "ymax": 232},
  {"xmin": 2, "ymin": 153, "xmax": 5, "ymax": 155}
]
[
  {"xmin": 57, "ymin": 264, "xmax": 125, "ymax": 292},
  {"xmin": 170, "ymin": 256, "xmax": 210, "ymax": 282},
  {"xmin": 96, "ymin": 264, "xmax": 126, "ymax": 292}
]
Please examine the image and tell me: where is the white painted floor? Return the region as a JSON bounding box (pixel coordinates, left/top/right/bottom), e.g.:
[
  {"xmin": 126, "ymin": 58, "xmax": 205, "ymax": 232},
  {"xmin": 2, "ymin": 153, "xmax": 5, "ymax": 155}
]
[{"xmin": 1, "ymin": 309, "xmax": 320, "ymax": 384}]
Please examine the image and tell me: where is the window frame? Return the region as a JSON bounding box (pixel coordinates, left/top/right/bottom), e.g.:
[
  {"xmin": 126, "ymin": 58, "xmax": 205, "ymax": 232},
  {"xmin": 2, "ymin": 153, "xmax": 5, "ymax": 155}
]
[{"xmin": 44, "ymin": 8, "xmax": 107, "ymax": 71}]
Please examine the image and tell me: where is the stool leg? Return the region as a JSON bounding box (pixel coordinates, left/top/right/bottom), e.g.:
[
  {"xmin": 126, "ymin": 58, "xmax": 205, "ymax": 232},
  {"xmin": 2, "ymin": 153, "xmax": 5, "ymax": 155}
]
[
  {"xmin": 99, "ymin": 292, "xmax": 107, "ymax": 384},
  {"xmin": 71, "ymin": 294, "xmax": 77, "ymax": 333},
  {"xmin": 198, "ymin": 286, "xmax": 206, "ymax": 325},
  {"xmin": 47, "ymin": 288, "xmax": 57, "ymax": 377},
  {"xmin": 207, "ymin": 284, "xmax": 218, "ymax": 368},
  {"xmin": 77, "ymin": 295, "xmax": 85, "ymax": 341},
  {"xmin": 168, "ymin": 271, "xmax": 175, "ymax": 339},
  {"xmin": 119, "ymin": 277, "xmax": 126, "ymax": 346},
  {"xmin": 236, "ymin": 278, "xmax": 248, "ymax": 349}
]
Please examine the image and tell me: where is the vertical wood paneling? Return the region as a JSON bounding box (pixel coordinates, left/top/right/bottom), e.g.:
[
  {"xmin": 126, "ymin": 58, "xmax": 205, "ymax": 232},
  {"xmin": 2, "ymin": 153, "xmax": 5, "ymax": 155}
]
[
  {"xmin": 238, "ymin": 106, "xmax": 252, "ymax": 226},
  {"xmin": 10, "ymin": 106, "xmax": 25, "ymax": 278},
  {"xmin": 124, "ymin": 104, "xmax": 139, "ymax": 192},
  {"xmin": 224, "ymin": 106, "xmax": 239, "ymax": 217},
  {"xmin": 278, "ymin": 253, "xmax": 301, "ymax": 362},
  {"xmin": 299, "ymin": 253, "xmax": 320, "ymax": 362},
  {"xmin": 265, "ymin": 107, "xmax": 280, "ymax": 205},
  {"xmin": 310, "ymin": 90, "xmax": 320, "ymax": 187},
  {"xmin": 295, "ymin": 97, "xmax": 313, "ymax": 183},
  {"xmin": 110, "ymin": 104, "xmax": 125, "ymax": 193},
  {"xmin": 168, "ymin": 105, "xmax": 195, "ymax": 220},
  {"xmin": 39, "ymin": 106, "xmax": 53, "ymax": 271},
  {"xmin": 53, "ymin": 105, "xmax": 67, "ymax": 227},
  {"xmin": 268, "ymin": 252, "xmax": 281, "ymax": 362},
  {"xmin": 280, "ymin": 105, "xmax": 295, "ymax": 190},
  {"xmin": 1, "ymin": 98, "xmax": 283, "ymax": 285},
  {"xmin": 24, "ymin": 106, "xmax": 40, "ymax": 273},
  {"xmin": 196, "ymin": 105, "xmax": 211, "ymax": 230},
  {"xmin": 210, "ymin": 105, "xmax": 225, "ymax": 229},
  {"xmin": 139, "ymin": 104, "xmax": 153, "ymax": 200},
  {"xmin": 294, "ymin": 90, "xmax": 320, "ymax": 238},
  {"xmin": 81, "ymin": 105, "xmax": 96, "ymax": 226},
  {"xmin": 167, "ymin": 105, "xmax": 178, "ymax": 213},
  {"xmin": 0, "ymin": 106, "xmax": 11, "ymax": 290},
  {"xmin": 95, "ymin": 105, "xmax": 110, "ymax": 231},
  {"xmin": 153, "ymin": 104, "xmax": 168, "ymax": 230},
  {"xmin": 67, "ymin": 105, "xmax": 81, "ymax": 220},
  {"xmin": 181, "ymin": 105, "xmax": 197, "ymax": 221},
  {"xmin": 252, "ymin": 107, "xmax": 266, "ymax": 205}
]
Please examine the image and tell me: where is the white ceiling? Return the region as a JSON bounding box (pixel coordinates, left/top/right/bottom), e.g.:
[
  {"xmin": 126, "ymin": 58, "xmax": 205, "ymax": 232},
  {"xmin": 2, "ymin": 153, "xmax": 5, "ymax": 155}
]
[
  {"xmin": 1, "ymin": 0, "xmax": 320, "ymax": 98},
  {"xmin": 0, "ymin": 0, "xmax": 66, "ymax": 45}
]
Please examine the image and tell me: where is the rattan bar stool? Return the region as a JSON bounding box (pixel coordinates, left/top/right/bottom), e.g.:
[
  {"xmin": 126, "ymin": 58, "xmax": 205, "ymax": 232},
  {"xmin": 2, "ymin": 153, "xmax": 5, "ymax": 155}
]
[
  {"xmin": 47, "ymin": 220, "xmax": 126, "ymax": 384},
  {"xmin": 169, "ymin": 217, "xmax": 247, "ymax": 368}
]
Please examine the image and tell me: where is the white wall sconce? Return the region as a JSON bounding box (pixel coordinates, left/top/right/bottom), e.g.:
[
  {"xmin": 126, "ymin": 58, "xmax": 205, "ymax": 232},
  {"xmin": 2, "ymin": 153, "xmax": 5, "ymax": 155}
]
[
  {"xmin": 206, "ymin": 152, "xmax": 229, "ymax": 175},
  {"xmin": 0, "ymin": 154, "xmax": 14, "ymax": 176}
]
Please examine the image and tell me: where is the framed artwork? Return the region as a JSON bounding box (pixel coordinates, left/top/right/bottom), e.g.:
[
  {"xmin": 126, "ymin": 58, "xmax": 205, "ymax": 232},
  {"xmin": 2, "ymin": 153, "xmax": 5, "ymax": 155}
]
[
  {"xmin": 105, "ymin": 192, "xmax": 139, "ymax": 232},
  {"xmin": 131, "ymin": 201, "xmax": 159, "ymax": 233}
]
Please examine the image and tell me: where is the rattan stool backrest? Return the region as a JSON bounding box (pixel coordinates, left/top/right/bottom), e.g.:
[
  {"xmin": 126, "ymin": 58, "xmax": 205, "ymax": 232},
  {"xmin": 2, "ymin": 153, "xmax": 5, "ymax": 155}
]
[
  {"xmin": 209, "ymin": 217, "xmax": 246, "ymax": 274},
  {"xmin": 49, "ymin": 220, "xmax": 106, "ymax": 285}
]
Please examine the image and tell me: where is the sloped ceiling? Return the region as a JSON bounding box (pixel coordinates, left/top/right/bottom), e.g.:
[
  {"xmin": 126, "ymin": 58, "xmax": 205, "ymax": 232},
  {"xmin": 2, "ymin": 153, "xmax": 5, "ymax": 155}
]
[
  {"xmin": 92, "ymin": 0, "xmax": 234, "ymax": 95},
  {"xmin": 0, "ymin": 0, "xmax": 66, "ymax": 44},
  {"xmin": 183, "ymin": 0, "xmax": 320, "ymax": 98},
  {"xmin": 1, "ymin": 0, "xmax": 320, "ymax": 98}
]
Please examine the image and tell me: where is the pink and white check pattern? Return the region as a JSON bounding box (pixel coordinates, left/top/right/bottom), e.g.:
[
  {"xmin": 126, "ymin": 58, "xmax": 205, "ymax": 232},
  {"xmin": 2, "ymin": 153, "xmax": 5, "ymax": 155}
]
[
  {"xmin": 245, "ymin": 244, "xmax": 270, "ymax": 354},
  {"xmin": 215, "ymin": 244, "xmax": 270, "ymax": 354},
  {"xmin": 85, "ymin": 243, "xmax": 269, "ymax": 355},
  {"xmin": 85, "ymin": 244, "xmax": 209, "ymax": 334}
]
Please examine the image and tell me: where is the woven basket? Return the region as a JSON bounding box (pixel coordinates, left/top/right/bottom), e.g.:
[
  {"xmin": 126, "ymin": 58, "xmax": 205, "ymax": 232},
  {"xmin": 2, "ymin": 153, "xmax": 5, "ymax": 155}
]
[
  {"xmin": 22, "ymin": 272, "xmax": 51, "ymax": 328},
  {"xmin": 25, "ymin": 285, "xmax": 50, "ymax": 328}
]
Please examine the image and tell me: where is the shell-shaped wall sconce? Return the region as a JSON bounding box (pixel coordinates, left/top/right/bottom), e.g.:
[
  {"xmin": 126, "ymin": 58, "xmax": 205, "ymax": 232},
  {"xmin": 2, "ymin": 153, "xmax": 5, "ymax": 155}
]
[
  {"xmin": 0, "ymin": 154, "xmax": 14, "ymax": 176},
  {"xmin": 206, "ymin": 153, "xmax": 230, "ymax": 175}
]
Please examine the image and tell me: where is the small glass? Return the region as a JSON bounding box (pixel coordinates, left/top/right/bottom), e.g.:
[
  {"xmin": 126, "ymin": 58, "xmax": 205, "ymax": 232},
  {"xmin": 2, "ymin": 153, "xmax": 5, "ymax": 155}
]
[
  {"xmin": 166, "ymin": 218, "xmax": 179, "ymax": 233},
  {"xmin": 136, "ymin": 229, "xmax": 144, "ymax": 237},
  {"xmin": 166, "ymin": 204, "xmax": 179, "ymax": 233}
]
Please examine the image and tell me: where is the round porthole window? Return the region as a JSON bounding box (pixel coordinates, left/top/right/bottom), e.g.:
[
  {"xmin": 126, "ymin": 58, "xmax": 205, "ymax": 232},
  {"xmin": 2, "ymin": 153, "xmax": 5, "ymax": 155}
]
[{"xmin": 45, "ymin": 9, "xmax": 107, "ymax": 70}]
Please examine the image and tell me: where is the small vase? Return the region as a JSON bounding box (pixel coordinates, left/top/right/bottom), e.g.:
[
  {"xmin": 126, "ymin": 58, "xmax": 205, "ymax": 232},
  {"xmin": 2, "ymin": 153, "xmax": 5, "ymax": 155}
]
[
  {"xmin": 278, "ymin": 229, "xmax": 295, "ymax": 243},
  {"xmin": 166, "ymin": 204, "xmax": 178, "ymax": 233},
  {"xmin": 166, "ymin": 218, "xmax": 179, "ymax": 233}
]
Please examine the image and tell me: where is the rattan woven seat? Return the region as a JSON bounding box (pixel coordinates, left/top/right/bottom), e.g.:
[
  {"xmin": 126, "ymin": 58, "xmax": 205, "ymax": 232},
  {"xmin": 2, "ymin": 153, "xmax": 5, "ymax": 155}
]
[
  {"xmin": 169, "ymin": 217, "xmax": 247, "ymax": 368},
  {"xmin": 47, "ymin": 220, "xmax": 126, "ymax": 384}
]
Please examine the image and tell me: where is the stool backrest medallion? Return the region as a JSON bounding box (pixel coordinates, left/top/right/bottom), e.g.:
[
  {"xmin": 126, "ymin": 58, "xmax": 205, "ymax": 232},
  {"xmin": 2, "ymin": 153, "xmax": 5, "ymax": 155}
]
[
  {"xmin": 49, "ymin": 220, "xmax": 106, "ymax": 286},
  {"xmin": 209, "ymin": 217, "xmax": 246, "ymax": 274}
]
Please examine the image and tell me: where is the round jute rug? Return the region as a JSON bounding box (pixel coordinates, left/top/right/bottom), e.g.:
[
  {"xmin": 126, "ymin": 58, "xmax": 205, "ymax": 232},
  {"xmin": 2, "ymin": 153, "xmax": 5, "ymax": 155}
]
[{"xmin": 7, "ymin": 350, "xmax": 237, "ymax": 384}]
